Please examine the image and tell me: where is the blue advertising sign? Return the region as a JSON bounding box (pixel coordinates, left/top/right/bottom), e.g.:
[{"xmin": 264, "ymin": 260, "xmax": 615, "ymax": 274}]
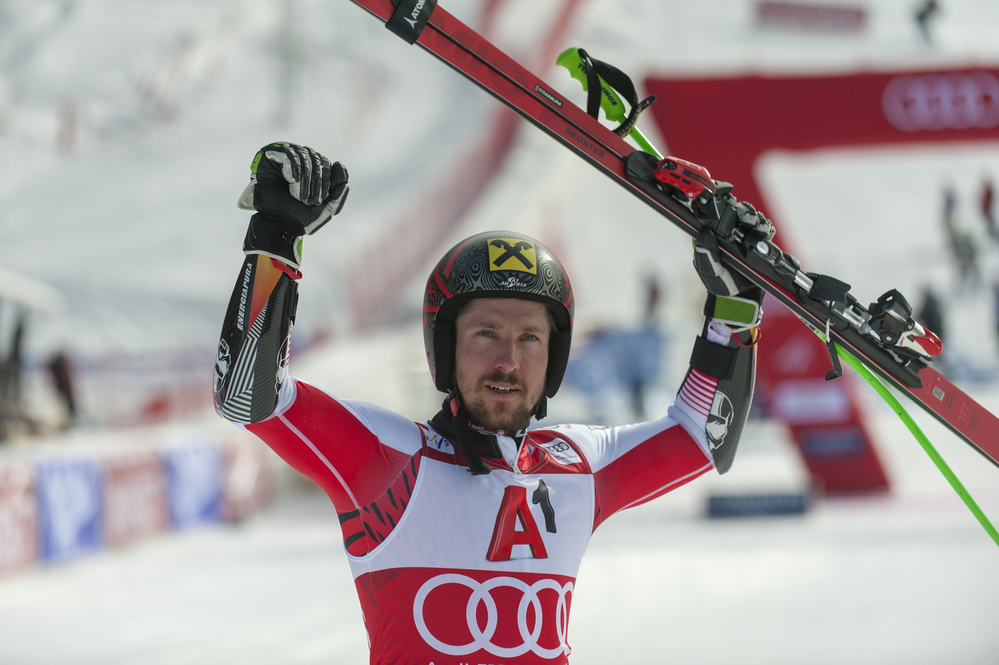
[
  {"xmin": 164, "ymin": 444, "xmax": 221, "ymax": 528},
  {"xmin": 35, "ymin": 458, "xmax": 103, "ymax": 562}
]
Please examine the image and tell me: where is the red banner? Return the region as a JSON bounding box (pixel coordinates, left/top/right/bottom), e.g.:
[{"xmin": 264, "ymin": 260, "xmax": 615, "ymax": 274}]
[
  {"xmin": 102, "ymin": 451, "xmax": 170, "ymax": 548},
  {"xmin": 0, "ymin": 460, "xmax": 37, "ymax": 576},
  {"xmin": 644, "ymin": 67, "xmax": 999, "ymax": 493}
]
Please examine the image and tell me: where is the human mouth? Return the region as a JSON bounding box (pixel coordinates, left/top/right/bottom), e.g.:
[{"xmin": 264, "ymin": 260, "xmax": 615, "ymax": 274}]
[{"xmin": 487, "ymin": 384, "xmax": 519, "ymax": 394}]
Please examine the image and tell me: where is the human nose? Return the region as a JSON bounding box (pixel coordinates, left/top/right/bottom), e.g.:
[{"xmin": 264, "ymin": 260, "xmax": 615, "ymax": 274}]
[{"xmin": 493, "ymin": 337, "xmax": 519, "ymax": 372}]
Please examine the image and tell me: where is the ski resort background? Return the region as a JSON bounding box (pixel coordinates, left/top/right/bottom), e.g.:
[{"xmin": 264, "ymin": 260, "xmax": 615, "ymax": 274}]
[{"xmin": 1, "ymin": 1, "xmax": 999, "ymax": 663}]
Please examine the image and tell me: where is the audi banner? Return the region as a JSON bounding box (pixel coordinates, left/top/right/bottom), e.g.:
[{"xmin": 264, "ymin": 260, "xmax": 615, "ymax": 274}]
[
  {"xmin": 644, "ymin": 67, "xmax": 999, "ymax": 493},
  {"xmin": 645, "ymin": 67, "xmax": 999, "ymax": 230}
]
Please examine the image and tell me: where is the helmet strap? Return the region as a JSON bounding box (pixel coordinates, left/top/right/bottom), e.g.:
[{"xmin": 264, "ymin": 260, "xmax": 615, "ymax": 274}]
[
  {"xmin": 434, "ymin": 392, "xmax": 496, "ymax": 476},
  {"xmin": 454, "ymin": 409, "xmax": 495, "ymax": 476},
  {"xmin": 534, "ymin": 395, "xmax": 548, "ymax": 421}
]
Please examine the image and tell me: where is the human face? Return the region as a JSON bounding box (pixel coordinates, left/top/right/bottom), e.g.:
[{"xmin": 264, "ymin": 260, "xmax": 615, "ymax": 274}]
[{"xmin": 454, "ymin": 298, "xmax": 551, "ymax": 432}]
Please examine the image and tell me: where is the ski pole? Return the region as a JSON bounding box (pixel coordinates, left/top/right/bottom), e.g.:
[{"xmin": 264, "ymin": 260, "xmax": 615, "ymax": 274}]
[
  {"xmin": 556, "ymin": 48, "xmax": 662, "ymax": 159},
  {"xmin": 823, "ymin": 332, "xmax": 999, "ymax": 548}
]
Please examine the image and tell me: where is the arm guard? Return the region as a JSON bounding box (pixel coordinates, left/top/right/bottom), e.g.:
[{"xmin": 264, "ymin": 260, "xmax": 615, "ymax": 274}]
[
  {"xmin": 676, "ymin": 293, "xmax": 760, "ymax": 474},
  {"xmin": 213, "ymin": 254, "xmax": 300, "ymax": 424},
  {"xmin": 685, "ymin": 323, "xmax": 757, "ymax": 474}
]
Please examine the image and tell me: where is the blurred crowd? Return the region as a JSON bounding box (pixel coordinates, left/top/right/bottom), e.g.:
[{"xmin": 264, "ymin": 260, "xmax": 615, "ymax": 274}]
[
  {"xmin": 0, "ymin": 304, "xmax": 77, "ymax": 442},
  {"xmin": 923, "ymin": 172, "xmax": 999, "ymax": 378}
]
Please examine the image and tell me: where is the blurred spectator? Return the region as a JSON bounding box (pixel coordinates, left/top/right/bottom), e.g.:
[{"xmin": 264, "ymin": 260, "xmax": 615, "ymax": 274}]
[
  {"xmin": 0, "ymin": 309, "xmax": 27, "ymax": 441},
  {"xmin": 939, "ymin": 183, "xmax": 979, "ymax": 287},
  {"xmin": 915, "ymin": 0, "xmax": 939, "ymax": 44},
  {"xmin": 622, "ymin": 326, "xmax": 662, "ymax": 421},
  {"xmin": 941, "ymin": 181, "xmax": 956, "ymax": 242},
  {"xmin": 643, "ymin": 272, "xmax": 662, "ymax": 322},
  {"xmin": 981, "ymin": 174, "xmax": 996, "ymax": 241},
  {"xmin": 564, "ymin": 326, "xmax": 663, "ymax": 424},
  {"xmin": 47, "ymin": 349, "xmax": 78, "ymax": 428},
  {"xmin": 916, "ymin": 285, "xmax": 945, "ymax": 343},
  {"xmin": 635, "ymin": 273, "xmax": 665, "ymax": 418},
  {"xmin": 565, "ymin": 275, "xmax": 666, "ymax": 423},
  {"xmin": 952, "ymin": 231, "xmax": 979, "ymax": 287}
]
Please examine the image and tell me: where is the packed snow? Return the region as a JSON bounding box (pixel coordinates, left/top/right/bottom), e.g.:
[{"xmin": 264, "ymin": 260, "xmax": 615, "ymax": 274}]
[{"xmin": 1, "ymin": 0, "xmax": 999, "ymax": 663}]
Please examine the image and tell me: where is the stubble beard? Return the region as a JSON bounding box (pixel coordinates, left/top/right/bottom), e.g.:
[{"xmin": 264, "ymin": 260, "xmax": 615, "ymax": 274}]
[{"xmin": 459, "ymin": 371, "xmax": 544, "ymax": 433}]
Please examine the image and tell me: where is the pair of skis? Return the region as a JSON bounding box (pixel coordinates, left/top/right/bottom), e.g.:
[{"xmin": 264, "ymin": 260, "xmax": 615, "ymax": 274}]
[{"xmin": 348, "ymin": 0, "xmax": 998, "ymax": 521}]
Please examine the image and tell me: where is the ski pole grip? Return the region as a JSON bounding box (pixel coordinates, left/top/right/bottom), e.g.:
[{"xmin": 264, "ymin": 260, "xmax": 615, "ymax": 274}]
[
  {"xmin": 556, "ymin": 48, "xmax": 627, "ymax": 123},
  {"xmin": 556, "ymin": 47, "xmax": 663, "ymax": 159}
]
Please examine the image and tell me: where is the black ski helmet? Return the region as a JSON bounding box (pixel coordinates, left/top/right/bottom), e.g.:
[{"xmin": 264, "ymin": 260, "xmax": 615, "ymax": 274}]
[{"xmin": 423, "ymin": 231, "xmax": 574, "ymax": 398}]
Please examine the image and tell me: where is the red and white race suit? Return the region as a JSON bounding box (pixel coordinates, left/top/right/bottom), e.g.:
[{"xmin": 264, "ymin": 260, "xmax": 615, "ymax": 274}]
[{"xmin": 241, "ymin": 373, "xmax": 718, "ymax": 665}]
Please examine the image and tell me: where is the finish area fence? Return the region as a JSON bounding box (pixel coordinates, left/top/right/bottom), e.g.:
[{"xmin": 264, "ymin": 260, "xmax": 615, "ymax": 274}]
[
  {"xmin": 10, "ymin": 346, "xmax": 218, "ymax": 436},
  {"xmin": 0, "ymin": 429, "xmax": 275, "ymax": 577}
]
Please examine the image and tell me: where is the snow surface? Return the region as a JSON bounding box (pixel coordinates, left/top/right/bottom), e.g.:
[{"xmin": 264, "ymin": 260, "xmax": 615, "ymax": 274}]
[
  {"xmin": 2, "ymin": 0, "xmax": 999, "ymax": 663},
  {"xmin": 0, "ymin": 412, "xmax": 997, "ymax": 665}
]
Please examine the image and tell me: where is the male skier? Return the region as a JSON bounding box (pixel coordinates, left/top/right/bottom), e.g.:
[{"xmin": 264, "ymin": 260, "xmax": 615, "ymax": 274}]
[{"xmin": 214, "ymin": 142, "xmax": 769, "ymax": 664}]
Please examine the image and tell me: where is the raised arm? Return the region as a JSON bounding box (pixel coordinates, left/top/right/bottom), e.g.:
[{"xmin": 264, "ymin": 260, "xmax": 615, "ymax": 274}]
[
  {"xmin": 213, "ymin": 142, "xmax": 349, "ymax": 424},
  {"xmin": 672, "ymin": 206, "xmax": 772, "ymax": 473}
]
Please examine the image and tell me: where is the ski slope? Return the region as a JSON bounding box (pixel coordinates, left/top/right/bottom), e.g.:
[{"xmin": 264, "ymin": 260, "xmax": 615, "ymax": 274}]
[
  {"xmin": 1, "ymin": 0, "xmax": 999, "ymax": 663},
  {"xmin": 0, "ymin": 410, "xmax": 997, "ymax": 665}
]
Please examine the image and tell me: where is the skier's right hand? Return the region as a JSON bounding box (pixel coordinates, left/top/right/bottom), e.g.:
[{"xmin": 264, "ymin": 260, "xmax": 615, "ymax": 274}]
[
  {"xmin": 238, "ymin": 142, "xmax": 349, "ymax": 234},
  {"xmin": 237, "ymin": 142, "xmax": 349, "ymax": 269}
]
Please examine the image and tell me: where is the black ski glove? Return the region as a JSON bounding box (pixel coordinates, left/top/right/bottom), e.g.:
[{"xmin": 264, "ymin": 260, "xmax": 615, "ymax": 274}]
[
  {"xmin": 693, "ymin": 228, "xmax": 763, "ymax": 335},
  {"xmin": 693, "ymin": 229, "xmax": 757, "ymax": 298},
  {"xmin": 237, "ymin": 142, "xmax": 349, "ymax": 268}
]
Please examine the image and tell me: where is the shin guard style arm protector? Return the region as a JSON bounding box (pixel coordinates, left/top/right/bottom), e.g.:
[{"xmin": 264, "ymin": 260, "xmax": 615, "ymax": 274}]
[
  {"xmin": 213, "ymin": 254, "xmax": 299, "ymax": 424},
  {"xmin": 674, "ymin": 295, "xmax": 760, "ymax": 474},
  {"xmin": 215, "ymin": 143, "xmax": 348, "ymax": 424}
]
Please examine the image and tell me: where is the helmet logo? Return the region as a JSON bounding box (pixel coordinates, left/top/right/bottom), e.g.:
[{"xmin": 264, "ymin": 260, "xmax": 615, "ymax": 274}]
[
  {"xmin": 498, "ymin": 276, "xmax": 529, "ymax": 288},
  {"xmin": 488, "ymin": 238, "xmax": 537, "ymax": 274}
]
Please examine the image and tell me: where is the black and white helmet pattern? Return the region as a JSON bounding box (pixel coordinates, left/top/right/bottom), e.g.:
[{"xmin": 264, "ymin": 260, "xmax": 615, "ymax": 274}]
[{"xmin": 423, "ymin": 231, "xmax": 574, "ymax": 396}]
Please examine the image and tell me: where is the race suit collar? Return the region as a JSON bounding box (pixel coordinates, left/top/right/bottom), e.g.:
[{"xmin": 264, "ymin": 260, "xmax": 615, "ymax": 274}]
[{"xmin": 429, "ymin": 394, "xmax": 526, "ymax": 476}]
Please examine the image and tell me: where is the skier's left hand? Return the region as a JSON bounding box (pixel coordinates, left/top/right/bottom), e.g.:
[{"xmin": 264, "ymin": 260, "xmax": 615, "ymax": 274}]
[
  {"xmin": 693, "ymin": 229, "xmax": 761, "ymax": 299},
  {"xmin": 693, "ymin": 229, "xmax": 764, "ymax": 336}
]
